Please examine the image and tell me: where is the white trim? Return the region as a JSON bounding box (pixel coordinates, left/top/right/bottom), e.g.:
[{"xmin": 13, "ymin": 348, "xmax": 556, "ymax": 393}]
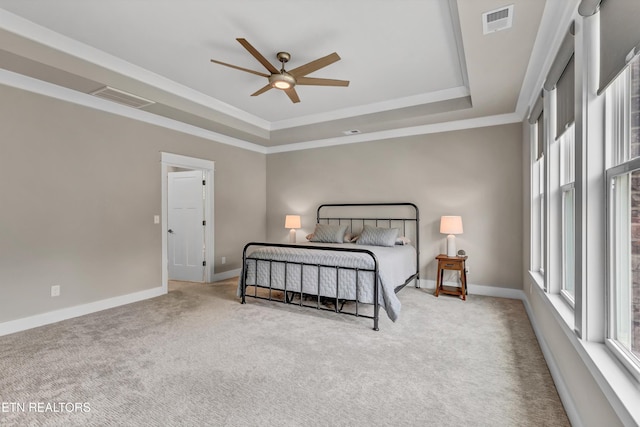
[
  {"xmin": 0, "ymin": 8, "xmax": 269, "ymax": 130},
  {"xmin": 269, "ymin": 87, "xmax": 470, "ymax": 131},
  {"xmin": 516, "ymin": 0, "xmax": 580, "ymax": 118},
  {"xmin": 0, "ymin": 68, "xmax": 268, "ymax": 154},
  {"xmin": 419, "ymin": 279, "xmax": 525, "ymax": 300},
  {"xmin": 213, "ymin": 268, "xmax": 242, "ymax": 282},
  {"xmin": 0, "ymin": 286, "xmax": 165, "ymax": 337},
  {"xmin": 161, "ymin": 153, "xmax": 215, "ymax": 289},
  {"xmin": 1, "ymin": 67, "xmax": 522, "ymax": 156},
  {"xmin": 267, "ymin": 112, "xmax": 522, "ymax": 154}
]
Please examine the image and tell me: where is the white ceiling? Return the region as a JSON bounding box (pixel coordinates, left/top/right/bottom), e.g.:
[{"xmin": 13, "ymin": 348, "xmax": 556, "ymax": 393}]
[{"xmin": 0, "ymin": 0, "xmax": 569, "ymax": 149}]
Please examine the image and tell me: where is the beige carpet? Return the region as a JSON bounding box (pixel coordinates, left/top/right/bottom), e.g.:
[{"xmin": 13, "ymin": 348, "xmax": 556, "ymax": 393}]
[{"xmin": 0, "ymin": 279, "xmax": 569, "ymax": 426}]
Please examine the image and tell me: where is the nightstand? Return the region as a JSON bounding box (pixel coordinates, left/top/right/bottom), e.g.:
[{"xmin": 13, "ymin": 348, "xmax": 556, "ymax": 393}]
[{"xmin": 434, "ymin": 254, "xmax": 468, "ymax": 300}]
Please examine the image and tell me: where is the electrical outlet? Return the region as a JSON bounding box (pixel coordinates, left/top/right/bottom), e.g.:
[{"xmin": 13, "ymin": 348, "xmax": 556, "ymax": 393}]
[
  {"xmin": 221, "ymin": 256, "xmax": 226, "ymax": 264},
  {"xmin": 51, "ymin": 285, "xmax": 60, "ymax": 297}
]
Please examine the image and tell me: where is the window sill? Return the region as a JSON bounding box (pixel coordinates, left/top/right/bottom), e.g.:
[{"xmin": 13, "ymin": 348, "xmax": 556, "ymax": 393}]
[{"xmin": 527, "ymin": 271, "xmax": 640, "ymax": 426}]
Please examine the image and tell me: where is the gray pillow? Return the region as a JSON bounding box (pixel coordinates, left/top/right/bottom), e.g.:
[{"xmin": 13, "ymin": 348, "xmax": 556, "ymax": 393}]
[
  {"xmin": 309, "ymin": 223, "xmax": 348, "ymax": 243},
  {"xmin": 356, "ymin": 225, "xmax": 400, "ymax": 247}
]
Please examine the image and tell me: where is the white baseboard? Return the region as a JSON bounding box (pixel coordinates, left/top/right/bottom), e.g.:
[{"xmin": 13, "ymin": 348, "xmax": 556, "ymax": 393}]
[
  {"xmin": 213, "ymin": 268, "xmax": 241, "ymax": 282},
  {"xmin": 0, "ymin": 286, "xmax": 166, "ymax": 337},
  {"xmin": 418, "ymin": 279, "xmax": 526, "ymax": 300}
]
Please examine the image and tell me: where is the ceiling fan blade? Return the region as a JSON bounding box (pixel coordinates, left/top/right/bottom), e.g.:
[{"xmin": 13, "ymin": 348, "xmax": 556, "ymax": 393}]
[
  {"xmin": 236, "ymin": 38, "xmax": 279, "ymax": 74},
  {"xmin": 251, "ymin": 84, "xmax": 273, "ymax": 97},
  {"xmin": 284, "ymin": 88, "xmax": 300, "ymax": 103},
  {"xmin": 296, "ymin": 77, "xmax": 350, "ymax": 87},
  {"xmin": 288, "ymin": 52, "xmax": 341, "ymax": 78},
  {"xmin": 210, "ymin": 59, "xmax": 270, "ymax": 78}
]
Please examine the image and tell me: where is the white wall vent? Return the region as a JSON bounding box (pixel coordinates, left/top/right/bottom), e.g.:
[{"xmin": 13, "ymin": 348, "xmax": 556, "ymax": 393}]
[
  {"xmin": 90, "ymin": 86, "xmax": 155, "ymax": 109},
  {"xmin": 482, "ymin": 5, "xmax": 514, "ymax": 35}
]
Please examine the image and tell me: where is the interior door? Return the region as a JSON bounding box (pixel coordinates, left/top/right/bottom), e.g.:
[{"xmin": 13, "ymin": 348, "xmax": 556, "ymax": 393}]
[{"xmin": 168, "ymin": 170, "xmax": 205, "ymax": 282}]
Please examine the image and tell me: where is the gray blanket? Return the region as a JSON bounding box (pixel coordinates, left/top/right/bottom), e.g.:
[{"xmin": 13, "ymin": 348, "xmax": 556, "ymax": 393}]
[{"xmin": 238, "ymin": 242, "xmax": 416, "ymax": 321}]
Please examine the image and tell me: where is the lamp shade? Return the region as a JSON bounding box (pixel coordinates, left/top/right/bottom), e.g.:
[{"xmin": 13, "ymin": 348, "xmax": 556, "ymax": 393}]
[
  {"xmin": 284, "ymin": 215, "xmax": 301, "ymax": 229},
  {"xmin": 440, "ymin": 216, "xmax": 463, "ymax": 235}
]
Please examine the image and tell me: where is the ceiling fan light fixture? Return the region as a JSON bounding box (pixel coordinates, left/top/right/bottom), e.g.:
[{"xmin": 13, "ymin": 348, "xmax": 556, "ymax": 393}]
[
  {"xmin": 274, "ymin": 81, "xmax": 291, "ymax": 89},
  {"xmin": 269, "ymin": 72, "xmax": 296, "ymax": 90}
]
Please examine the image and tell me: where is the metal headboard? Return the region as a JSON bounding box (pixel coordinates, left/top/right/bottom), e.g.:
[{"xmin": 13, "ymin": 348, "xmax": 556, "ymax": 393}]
[{"xmin": 316, "ymin": 202, "xmax": 420, "ymax": 280}]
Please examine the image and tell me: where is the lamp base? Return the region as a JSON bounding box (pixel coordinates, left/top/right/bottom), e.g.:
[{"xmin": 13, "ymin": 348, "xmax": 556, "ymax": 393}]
[
  {"xmin": 289, "ymin": 228, "xmax": 297, "ymax": 243},
  {"xmin": 446, "ymin": 234, "xmax": 456, "ymax": 257}
]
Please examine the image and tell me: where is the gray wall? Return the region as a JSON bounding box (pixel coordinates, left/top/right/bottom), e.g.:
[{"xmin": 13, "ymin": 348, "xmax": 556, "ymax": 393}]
[
  {"xmin": 266, "ymin": 123, "xmax": 523, "ymax": 289},
  {"xmin": 0, "ymin": 85, "xmax": 266, "ymax": 323}
]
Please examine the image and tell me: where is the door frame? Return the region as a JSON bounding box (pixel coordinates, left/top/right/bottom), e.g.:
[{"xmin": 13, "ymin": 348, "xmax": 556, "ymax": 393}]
[{"xmin": 161, "ymin": 152, "xmax": 214, "ymax": 292}]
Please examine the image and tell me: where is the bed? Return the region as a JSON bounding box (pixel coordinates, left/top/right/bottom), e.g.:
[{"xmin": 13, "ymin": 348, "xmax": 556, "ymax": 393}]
[{"xmin": 239, "ymin": 203, "xmax": 420, "ymax": 330}]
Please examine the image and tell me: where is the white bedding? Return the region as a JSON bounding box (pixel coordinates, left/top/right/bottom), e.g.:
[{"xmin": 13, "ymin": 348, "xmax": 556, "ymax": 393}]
[{"xmin": 239, "ymin": 242, "xmax": 417, "ymax": 321}]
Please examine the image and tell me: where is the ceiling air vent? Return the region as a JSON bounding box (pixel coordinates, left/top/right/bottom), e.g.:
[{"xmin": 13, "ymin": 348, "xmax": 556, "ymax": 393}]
[
  {"xmin": 482, "ymin": 5, "xmax": 514, "ymax": 35},
  {"xmin": 90, "ymin": 86, "xmax": 155, "ymax": 109}
]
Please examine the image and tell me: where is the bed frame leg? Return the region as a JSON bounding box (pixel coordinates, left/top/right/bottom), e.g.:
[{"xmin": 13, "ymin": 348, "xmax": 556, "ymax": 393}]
[{"xmin": 373, "ymin": 303, "xmax": 379, "ymax": 331}]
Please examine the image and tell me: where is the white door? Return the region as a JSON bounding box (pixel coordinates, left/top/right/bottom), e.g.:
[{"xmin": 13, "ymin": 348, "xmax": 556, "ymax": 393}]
[{"xmin": 168, "ymin": 170, "xmax": 205, "ymax": 282}]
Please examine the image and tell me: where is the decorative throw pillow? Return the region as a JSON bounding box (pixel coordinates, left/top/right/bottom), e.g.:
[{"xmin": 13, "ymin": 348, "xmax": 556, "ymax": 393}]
[
  {"xmin": 356, "ymin": 225, "xmax": 399, "ymax": 247},
  {"xmin": 344, "ymin": 232, "xmax": 359, "ymax": 243},
  {"xmin": 395, "ymin": 236, "xmax": 411, "ymax": 245},
  {"xmin": 309, "ymin": 223, "xmax": 348, "ymax": 243}
]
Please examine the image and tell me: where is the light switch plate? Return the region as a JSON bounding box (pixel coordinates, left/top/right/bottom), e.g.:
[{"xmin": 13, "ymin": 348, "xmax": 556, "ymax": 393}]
[{"xmin": 153, "ymin": 215, "xmax": 160, "ymax": 224}]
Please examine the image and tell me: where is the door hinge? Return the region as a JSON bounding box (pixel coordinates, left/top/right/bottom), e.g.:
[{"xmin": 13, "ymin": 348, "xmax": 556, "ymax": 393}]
[
  {"xmin": 202, "ymin": 220, "xmax": 206, "ymax": 226},
  {"xmin": 202, "ymin": 179, "xmax": 206, "ymax": 186},
  {"xmin": 202, "ymin": 261, "xmax": 206, "ymax": 266}
]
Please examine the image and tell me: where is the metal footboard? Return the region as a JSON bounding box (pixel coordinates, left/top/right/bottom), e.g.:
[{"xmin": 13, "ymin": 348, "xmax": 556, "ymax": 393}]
[
  {"xmin": 239, "ymin": 202, "xmax": 420, "ymax": 331},
  {"xmin": 240, "ymin": 242, "xmax": 383, "ymax": 330}
]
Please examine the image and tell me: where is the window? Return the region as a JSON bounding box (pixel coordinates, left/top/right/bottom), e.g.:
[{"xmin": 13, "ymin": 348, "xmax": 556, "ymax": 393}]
[
  {"xmin": 560, "ymin": 125, "xmax": 575, "ymax": 304},
  {"xmin": 531, "ymin": 111, "xmax": 545, "ymax": 277},
  {"xmin": 606, "ymin": 56, "xmax": 640, "ymax": 380}
]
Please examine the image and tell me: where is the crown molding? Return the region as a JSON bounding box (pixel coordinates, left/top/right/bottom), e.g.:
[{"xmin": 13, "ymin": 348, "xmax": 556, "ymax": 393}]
[
  {"xmin": 266, "ymin": 112, "xmax": 522, "ymax": 154},
  {"xmin": 269, "ymin": 86, "xmax": 470, "ymax": 131},
  {"xmin": 0, "ymin": 68, "xmax": 268, "ymax": 154},
  {"xmin": 516, "ymin": 0, "xmax": 580, "ymax": 118},
  {"xmin": 0, "ymin": 8, "xmax": 270, "ymax": 130}
]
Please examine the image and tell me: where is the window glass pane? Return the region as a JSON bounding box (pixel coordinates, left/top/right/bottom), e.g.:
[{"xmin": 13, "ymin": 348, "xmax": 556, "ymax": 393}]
[
  {"xmin": 562, "ymin": 188, "xmax": 575, "ymax": 300},
  {"xmin": 539, "ymin": 156, "xmax": 545, "ymax": 274},
  {"xmin": 560, "ymin": 125, "xmax": 575, "ymax": 186},
  {"xmin": 612, "ymin": 171, "xmax": 640, "ymax": 362},
  {"xmin": 632, "ymin": 57, "xmax": 640, "ymax": 160}
]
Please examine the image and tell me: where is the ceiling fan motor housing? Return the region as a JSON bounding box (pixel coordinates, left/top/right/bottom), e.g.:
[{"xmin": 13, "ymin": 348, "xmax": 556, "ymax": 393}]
[{"xmin": 269, "ymin": 71, "xmax": 296, "ymax": 89}]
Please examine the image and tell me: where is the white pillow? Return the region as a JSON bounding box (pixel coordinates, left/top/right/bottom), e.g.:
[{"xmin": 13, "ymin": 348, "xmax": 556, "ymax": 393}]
[
  {"xmin": 307, "ymin": 231, "xmax": 357, "ymax": 243},
  {"xmin": 309, "ymin": 223, "xmax": 348, "ymax": 243},
  {"xmin": 356, "ymin": 225, "xmax": 399, "ymax": 247}
]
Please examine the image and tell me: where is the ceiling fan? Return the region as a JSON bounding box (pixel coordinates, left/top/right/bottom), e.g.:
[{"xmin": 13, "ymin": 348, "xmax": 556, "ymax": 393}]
[{"xmin": 210, "ymin": 38, "xmax": 349, "ymax": 103}]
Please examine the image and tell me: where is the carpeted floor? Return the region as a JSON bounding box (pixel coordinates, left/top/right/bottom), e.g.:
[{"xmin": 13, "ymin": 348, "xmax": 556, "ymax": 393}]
[{"xmin": 0, "ymin": 279, "xmax": 569, "ymax": 426}]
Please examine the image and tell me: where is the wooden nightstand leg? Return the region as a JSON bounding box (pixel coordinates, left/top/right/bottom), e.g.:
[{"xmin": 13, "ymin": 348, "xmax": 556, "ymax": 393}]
[
  {"xmin": 435, "ymin": 267, "xmax": 442, "ymax": 297},
  {"xmin": 460, "ymin": 270, "xmax": 467, "ymax": 301}
]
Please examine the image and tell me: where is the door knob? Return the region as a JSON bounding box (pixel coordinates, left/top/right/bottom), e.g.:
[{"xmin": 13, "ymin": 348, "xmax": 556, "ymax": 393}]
[{"xmin": 168, "ymin": 229, "xmax": 174, "ymax": 234}]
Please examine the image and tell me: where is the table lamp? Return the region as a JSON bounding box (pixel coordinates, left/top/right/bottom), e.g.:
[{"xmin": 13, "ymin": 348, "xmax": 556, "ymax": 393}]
[
  {"xmin": 440, "ymin": 216, "xmax": 463, "ymax": 256},
  {"xmin": 285, "ymin": 215, "xmax": 301, "ymax": 243}
]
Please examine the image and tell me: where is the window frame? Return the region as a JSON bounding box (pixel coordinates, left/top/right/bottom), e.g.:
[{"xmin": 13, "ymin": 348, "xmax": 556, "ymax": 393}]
[
  {"xmin": 604, "ymin": 58, "xmax": 640, "ymax": 382},
  {"xmin": 605, "ymin": 160, "xmax": 640, "ymax": 382},
  {"xmin": 559, "ymin": 123, "xmax": 576, "ymax": 306}
]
